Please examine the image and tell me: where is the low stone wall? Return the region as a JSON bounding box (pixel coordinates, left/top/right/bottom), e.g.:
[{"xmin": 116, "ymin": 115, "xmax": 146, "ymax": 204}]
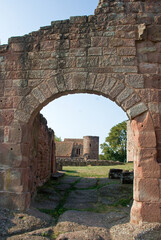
[{"xmin": 56, "ymin": 158, "xmax": 124, "ymax": 169}]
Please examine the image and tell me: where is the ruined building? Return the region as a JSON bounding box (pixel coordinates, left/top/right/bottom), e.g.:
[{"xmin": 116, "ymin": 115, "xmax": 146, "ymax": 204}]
[
  {"xmin": 0, "ymin": 0, "xmax": 161, "ymax": 224},
  {"xmin": 56, "ymin": 136, "xmax": 99, "ymax": 159}
]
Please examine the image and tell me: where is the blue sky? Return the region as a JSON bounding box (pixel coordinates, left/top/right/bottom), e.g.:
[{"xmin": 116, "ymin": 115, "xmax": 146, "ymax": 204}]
[{"xmin": 0, "ymin": 0, "xmax": 128, "ymax": 152}]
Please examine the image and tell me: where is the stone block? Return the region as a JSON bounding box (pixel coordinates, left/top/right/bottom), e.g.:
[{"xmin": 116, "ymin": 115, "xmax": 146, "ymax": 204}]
[
  {"xmin": 136, "ymin": 158, "xmax": 160, "ymax": 179},
  {"xmin": 137, "ymin": 46, "xmax": 157, "ymax": 54},
  {"xmin": 17, "ymin": 98, "xmax": 35, "ymax": 116},
  {"xmin": 6, "ymin": 121, "xmax": 22, "ymax": 144},
  {"xmin": 47, "ymin": 78, "xmax": 59, "ymax": 95},
  {"xmin": 10, "ymin": 43, "xmax": 24, "ymax": 52},
  {"xmin": 109, "ymin": 82, "xmax": 125, "ymax": 100},
  {"xmin": 88, "ymin": 47, "xmax": 102, "ymax": 56},
  {"xmin": 130, "ymin": 200, "xmax": 143, "ymax": 225},
  {"xmin": 122, "ymin": 93, "xmax": 141, "ymax": 110},
  {"xmin": 127, "ymin": 102, "xmax": 148, "ymax": 119},
  {"xmin": 65, "ymin": 72, "xmax": 87, "ymax": 91},
  {"xmin": 103, "ymin": 47, "xmax": 116, "ymax": 55},
  {"xmin": 139, "ymin": 63, "xmax": 158, "ymax": 74},
  {"xmin": 41, "ymin": 58, "xmax": 58, "ymax": 70},
  {"xmin": 123, "ymin": 39, "xmax": 135, "ymax": 47},
  {"xmin": 86, "ymin": 73, "xmax": 97, "ymax": 90},
  {"xmin": 101, "ymin": 77, "xmax": 116, "ymax": 96},
  {"xmin": 0, "ymin": 192, "xmax": 30, "ymax": 211},
  {"xmin": 66, "ymin": 57, "xmax": 76, "ymax": 68},
  {"xmin": 40, "ymin": 40, "xmax": 54, "ymax": 51},
  {"xmin": 134, "ymin": 178, "xmax": 159, "ymax": 202},
  {"xmin": 70, "ymin": 16, "xmax": 87, "ymax": 24},
  {"xmin": 69, "ymin": 48, "xmax": 86, "ymax": 57},
  {"xmin": 93, "ymin": 74, "xmax": 106, "ymax": 91},
  {"xmin": 137, "ymin": 13, "xmax": 153, "ymax": 25},
  {"xmin": 5, "ymin": 168, "xmax": 29, "ymax": 192},
  {"xmin": 28, "ymin": 70, "xmax": 43, "ymax": 79},
  {"xmin": 113, "ymin": 66, "xmax": 138, "ymax": 73},
  {"xmin": 0, "ymin": 143, "xmax": 28, "ymax": 168},
  {"xmin": 125, "ymin": 74, "xmax": 144, "ymax": 88},
  {"xmin": 54, "ymin": 39, "xmax": 70, "ymax": 50},
  {"xmin": 38, "ymin": 82, "xmax": 52, "ymax": 99},
  {"xmin": 141, "ymin": 202, "xmax": 161, "ymax": 223},
  {"xmin": 103, "ymin": 31, "xmax": 115, "ymax": 37},
  {"xmin": 0, "ymin": 97, "xmax": 13, "ymax": 109},
  {"xmin": 131, "ymin": 111, "xmax": 155, "ymax": 132},
  {"xmin": 55, "ymin": 75, "xmax": 66, "ymax": 92},
  {"xmin": 25, "ymin": 94, "xmax": 40, "ymax": 110},
  {"xmin": 32, "ymin": 87, "xmax": 46, "ymax": 104},
  {"xmin": 137, "ymin": 148, "xmax": 157, "ymax": 162},
  {"xmin": 148, "ymin": 53, "xmax": 161, "ymax": 64},
  {"xmin": 91, "ymin": 37, "xmax": 109, "ymax": 47},
  {"xmin": 137, "ymin": 131, "xmax": 156, "ymax": 148},
  {"xmin": 148, "ymin": 25, "xmax": 161, "ymax": 42},
  {"xmin": 131, "ymin": 200, "xmax": 161, "ymax": 224},
  {"xmin": 122, "ymin": 56, "xmax": 136, "ymax": 66},
  {"xmin": 109, "ymin": 38, "xmax": 123, "ymax": 47},
  {"xmin": 117, "ymin": 47, "xmax": 136, "ymax": 56},
  {"xmin": 76, "ymin": 57, "xmax": 87, "ymax": 68},
  {"xmin": 116, "ymin": 87, "xmax": 134, "ymax": 105},
  {"xmin": 99, "ymin": 55, "xmax": 121, "ymax": 67},
  {"xmin": 14, "ymin": 110, "xmax": 30, "ymax": 123},
  {"xmin": 87, "ymin": 57, "xmax": 99, "ymax": 67},
  {"xmin": 131, "ymin": 111, "xmax": 156, "ymax": 147}
]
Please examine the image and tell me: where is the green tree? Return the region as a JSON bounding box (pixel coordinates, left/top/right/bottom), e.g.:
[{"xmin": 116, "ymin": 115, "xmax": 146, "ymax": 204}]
[
  {"xmin": 55, "ymin": 135, "xmax": 62, "ymax": 142},
  {"xmin": 100, "ymin": 121, "xmax": 127, "ymax": 162}
]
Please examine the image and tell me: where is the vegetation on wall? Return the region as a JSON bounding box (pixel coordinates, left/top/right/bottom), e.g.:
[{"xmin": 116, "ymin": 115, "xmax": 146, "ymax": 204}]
[
  {"xmin": 100, "ymin": 121, "xmax": 127, "ymax": 163},
  {"xmin": 55, "ymin": 135, "xmax": 62, "ymax": 142}
]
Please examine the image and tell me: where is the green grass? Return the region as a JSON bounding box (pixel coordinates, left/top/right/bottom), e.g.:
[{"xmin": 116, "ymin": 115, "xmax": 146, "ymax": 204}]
[{"xmin": 63, "ymin": 163, "xmax": 133, "ymax": 178}]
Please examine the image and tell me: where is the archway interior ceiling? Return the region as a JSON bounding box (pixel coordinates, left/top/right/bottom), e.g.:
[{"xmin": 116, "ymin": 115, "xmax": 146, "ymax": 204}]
[{"xmin": 0, "ymin": 0, "xmax": 161, "ymax": 224}]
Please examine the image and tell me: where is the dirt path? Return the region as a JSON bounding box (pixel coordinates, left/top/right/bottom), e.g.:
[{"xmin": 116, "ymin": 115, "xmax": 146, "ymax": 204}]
[{"xmin": 0, "ymin": 175, "xmax": 161, "ymax": 239}]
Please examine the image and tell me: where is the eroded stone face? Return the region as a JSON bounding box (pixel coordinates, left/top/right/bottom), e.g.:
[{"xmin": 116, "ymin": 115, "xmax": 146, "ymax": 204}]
[{"xmin": 0, "ymin": 0, "xmax": 161, "ymax": 224}]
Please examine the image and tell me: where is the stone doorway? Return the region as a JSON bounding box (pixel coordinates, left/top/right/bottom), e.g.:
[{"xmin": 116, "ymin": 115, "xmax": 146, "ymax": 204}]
[{"xmin": 0, "ymin": 0, "xmax": 161, "ymax": 224}]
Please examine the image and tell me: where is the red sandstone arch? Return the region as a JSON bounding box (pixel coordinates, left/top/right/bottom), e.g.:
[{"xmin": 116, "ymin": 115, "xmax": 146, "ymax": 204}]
[{"xmin": 0, "ymin": 0, "xmax": 161, "ymax": 224}]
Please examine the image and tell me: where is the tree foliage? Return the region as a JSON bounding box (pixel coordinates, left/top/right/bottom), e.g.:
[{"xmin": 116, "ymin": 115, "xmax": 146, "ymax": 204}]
[
  {"xmin": 100, "ymin": 121, "xmax": 127, "ymax": 162},
  {"xmin": 55, "ymin": 135, "xmax": 62, "ymax": 142}
]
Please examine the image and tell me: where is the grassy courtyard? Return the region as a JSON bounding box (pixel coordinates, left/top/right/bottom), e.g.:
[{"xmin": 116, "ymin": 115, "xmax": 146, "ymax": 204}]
[{"xmin": 63, "ymin": 163, "xmax": 134, "ymax": 178}]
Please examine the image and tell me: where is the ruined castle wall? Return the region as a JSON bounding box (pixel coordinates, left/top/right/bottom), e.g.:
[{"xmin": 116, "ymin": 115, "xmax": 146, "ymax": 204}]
[
  {"xmin": 0, "ymin": 0, "xmax": 161, "ymax": 224},
  {"xmin": 28, "ymin": 113, "xmax": 56, "ymax": 198}
]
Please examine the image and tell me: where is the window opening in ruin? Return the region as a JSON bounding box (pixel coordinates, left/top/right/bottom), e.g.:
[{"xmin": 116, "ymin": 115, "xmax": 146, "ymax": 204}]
[{"xmin": 76, "ymin": 148, "xmax": 80, "ymax": 155}]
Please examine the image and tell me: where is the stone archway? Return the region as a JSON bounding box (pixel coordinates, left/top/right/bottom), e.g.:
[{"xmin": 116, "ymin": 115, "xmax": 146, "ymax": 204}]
[{"xmin": 0, "ymin": 0, "xmax": 161, "ymax": 224}]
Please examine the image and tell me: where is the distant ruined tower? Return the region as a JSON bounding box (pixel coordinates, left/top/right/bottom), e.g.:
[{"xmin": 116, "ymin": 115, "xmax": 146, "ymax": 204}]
[{"xmin": 83, "ymin": 136, "xmax": 99, "ymax": 159}]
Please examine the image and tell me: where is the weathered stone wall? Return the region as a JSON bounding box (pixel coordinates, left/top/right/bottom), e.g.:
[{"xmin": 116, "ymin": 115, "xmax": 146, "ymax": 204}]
[
  {"xmin": 29, "ymin": 113, "xmax": 56, "ymax": 198},
  {"xmin": 56, "ymin": 157, "xmax": 124, "ymax": 167},
  {"xmin": 0, "ymin": 0, "xmax": 161, "ymax": 224}
]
